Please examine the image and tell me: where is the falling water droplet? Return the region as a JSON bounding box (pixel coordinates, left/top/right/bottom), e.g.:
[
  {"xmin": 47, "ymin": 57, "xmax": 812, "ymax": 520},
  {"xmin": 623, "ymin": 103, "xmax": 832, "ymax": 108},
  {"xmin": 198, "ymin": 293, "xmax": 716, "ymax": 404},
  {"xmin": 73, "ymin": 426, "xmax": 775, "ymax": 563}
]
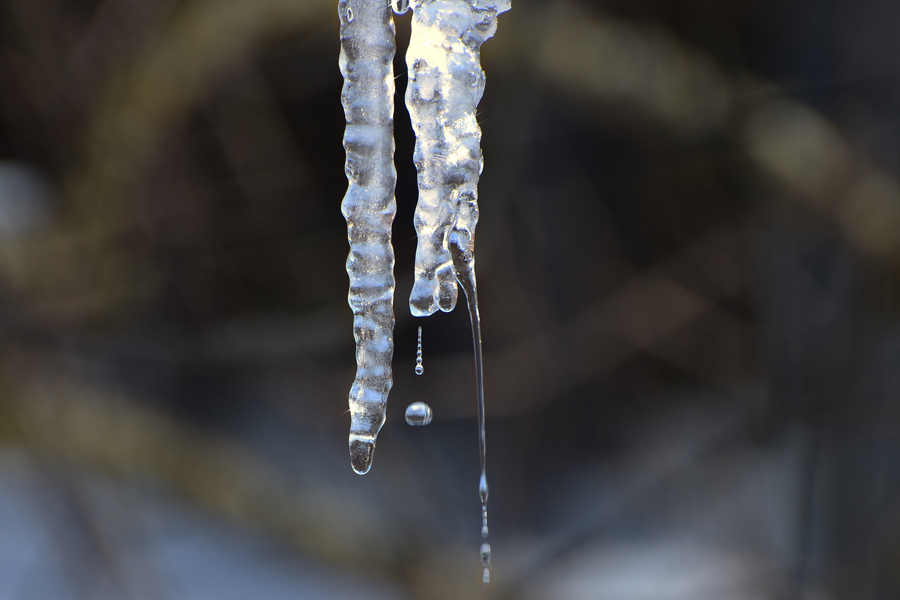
[
  {"xmin": 481, "ymin": 543, "xmax": 491, "ymax": 585},
  {"xmin": 391, "ymin": 0, "xmax": 409, "ymax": 15},
  {"xmin": 415, "ymin": 326, "xmax": 424, "ymax": 375},
  {"xmin": 405, "ymin": 401, "xmax": 433, "ymax": 426}
]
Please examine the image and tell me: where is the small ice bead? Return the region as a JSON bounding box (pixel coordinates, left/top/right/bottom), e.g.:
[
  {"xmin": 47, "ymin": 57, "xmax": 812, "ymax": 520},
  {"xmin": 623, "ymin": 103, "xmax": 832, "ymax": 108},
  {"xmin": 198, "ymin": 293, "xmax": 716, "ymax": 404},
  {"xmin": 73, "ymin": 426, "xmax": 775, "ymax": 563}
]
[
  {"xmin": 391, "ymin": 0, "xmax": 409, "ymax": 14},
  {"xmin": 405, "ymin": 402, "xmax": 433, "ymax": 426}
]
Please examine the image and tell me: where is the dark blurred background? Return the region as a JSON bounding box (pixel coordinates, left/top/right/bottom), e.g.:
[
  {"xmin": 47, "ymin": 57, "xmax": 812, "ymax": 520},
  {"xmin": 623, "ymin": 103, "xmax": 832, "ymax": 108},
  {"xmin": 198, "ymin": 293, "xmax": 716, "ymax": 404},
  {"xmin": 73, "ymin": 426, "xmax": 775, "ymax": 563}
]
[{"xmin": 1, "ymin": 0, "xmax": 900, "ymax": 598}]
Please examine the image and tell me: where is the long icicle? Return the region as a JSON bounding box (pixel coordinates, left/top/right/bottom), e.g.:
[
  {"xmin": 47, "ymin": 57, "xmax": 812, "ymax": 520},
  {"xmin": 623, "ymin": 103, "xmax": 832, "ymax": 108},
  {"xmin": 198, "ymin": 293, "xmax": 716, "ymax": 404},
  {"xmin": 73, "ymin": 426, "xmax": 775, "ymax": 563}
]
[
  {"xmin": 406, "ymin": 0, "xmax": 509, "ymax": 584},
  {"xmin": 405, "ymin": 0, "xmax": 510, "ymax": 318},
  {"xmin": 339, "ymin": 0, "xmax": 397, "ymax": 475}
]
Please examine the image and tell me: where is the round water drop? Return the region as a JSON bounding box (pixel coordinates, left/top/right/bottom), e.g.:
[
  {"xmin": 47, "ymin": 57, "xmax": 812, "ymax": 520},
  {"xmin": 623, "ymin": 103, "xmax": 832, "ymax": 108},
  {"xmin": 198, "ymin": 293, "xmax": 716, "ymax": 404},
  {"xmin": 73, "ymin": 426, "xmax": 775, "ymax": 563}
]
[
  {"xmin": 391, "ymin": 0, "xmax": 409, "ymax": 15},
  {"xmin": 405, "ymin": 402, "xmax": 433, "ymax": 426},
  {"xmin": 415, "ymin": 364, "xmax": 424, "ymax": 375}
]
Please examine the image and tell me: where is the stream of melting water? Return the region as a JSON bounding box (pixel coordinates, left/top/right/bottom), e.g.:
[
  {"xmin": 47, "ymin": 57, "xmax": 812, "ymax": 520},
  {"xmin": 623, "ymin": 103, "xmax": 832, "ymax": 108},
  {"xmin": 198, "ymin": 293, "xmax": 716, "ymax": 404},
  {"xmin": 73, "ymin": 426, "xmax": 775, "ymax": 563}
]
[{"xmin": 450, "ymin": 237, "xmax": 490, "ymax": 584}]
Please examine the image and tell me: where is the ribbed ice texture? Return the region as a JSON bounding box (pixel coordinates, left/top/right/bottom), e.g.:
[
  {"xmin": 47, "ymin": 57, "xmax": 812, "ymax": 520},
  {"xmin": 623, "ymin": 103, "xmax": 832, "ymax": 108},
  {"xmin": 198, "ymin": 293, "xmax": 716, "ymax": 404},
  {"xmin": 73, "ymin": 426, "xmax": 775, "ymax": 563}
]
[
  {"xmin": 339, "ymin": 0, "xmax": 397, "ymax": 475},
  {"xmin": 405, "ymin": 0, "xmax": 510, "ymax": 316}
]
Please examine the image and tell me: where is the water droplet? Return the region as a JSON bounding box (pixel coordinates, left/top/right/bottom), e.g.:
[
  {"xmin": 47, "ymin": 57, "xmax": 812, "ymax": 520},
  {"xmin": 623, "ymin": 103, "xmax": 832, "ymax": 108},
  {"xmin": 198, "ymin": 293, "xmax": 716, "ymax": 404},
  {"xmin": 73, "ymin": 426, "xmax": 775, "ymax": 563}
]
[
  {"xmin": 481, "ymin": 543, "xmax": 491, "ymax": 566},
  {"xmin": 415, "ymin": 326, "xmax": 424, "ymax": 375},
  {"xmin": 483, "ymin": 568, "xmax": 490, "ymax": 585},
  {"xmin": 405, "ymin": 402, "xmax": 433, "ymax": 426},
  {"xmin": 349, "ymin": 437, "xmax": 374, "ymax": 474},
  {"xmin": 346, "ymin": 6, "xmax": 354, "ymax": 22},
  {"xmin": 391, "ymin": 0, "xmax": 410, "ymax": 15}
]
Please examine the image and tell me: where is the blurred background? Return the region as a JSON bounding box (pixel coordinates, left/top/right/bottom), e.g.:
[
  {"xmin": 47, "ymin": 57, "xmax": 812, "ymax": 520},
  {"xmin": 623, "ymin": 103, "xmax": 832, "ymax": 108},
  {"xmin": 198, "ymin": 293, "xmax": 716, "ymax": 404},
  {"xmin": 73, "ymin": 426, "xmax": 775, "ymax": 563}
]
[{"xmin": 0, "ymin": 0, "xmax": 899, "ymax": 598}]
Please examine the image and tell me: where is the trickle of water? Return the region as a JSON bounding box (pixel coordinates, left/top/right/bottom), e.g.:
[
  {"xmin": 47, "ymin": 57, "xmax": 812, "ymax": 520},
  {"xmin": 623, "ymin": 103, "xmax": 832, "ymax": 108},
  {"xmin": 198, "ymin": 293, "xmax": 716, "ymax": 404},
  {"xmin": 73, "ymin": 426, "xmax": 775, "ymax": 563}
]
[
  {"xmin": 449, "ymin": 235, "xmax": 491, "ymax": 584},
  {"xmin": 391, "ymin": 0, "xmax": 409, "ymax": 15},
  {"xmin": 479, "ymin": 471, "xmax": 489, "ymax": 537},
  {"xmin": 405, "ymin": 401, "xmax": 433, "ymax": 426},
  {"xmin": 481, "ymin": 543, "xmax": 491, "ymax": 584},
  {"xmin": 415, "ymin": 326, "xmax": 424, "ymax": 375}
]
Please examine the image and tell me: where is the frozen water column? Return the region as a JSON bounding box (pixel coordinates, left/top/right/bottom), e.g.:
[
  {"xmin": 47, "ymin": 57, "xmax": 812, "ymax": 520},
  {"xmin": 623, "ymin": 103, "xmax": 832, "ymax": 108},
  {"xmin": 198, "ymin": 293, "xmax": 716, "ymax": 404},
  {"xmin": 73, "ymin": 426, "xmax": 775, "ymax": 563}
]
[
  {"xmin": 339, "ymin": 0, "xmax": 397, "ymax": 474},
  {"xmin": 406, "ymin": 0, "xmax": 510, "ymax": 316}
]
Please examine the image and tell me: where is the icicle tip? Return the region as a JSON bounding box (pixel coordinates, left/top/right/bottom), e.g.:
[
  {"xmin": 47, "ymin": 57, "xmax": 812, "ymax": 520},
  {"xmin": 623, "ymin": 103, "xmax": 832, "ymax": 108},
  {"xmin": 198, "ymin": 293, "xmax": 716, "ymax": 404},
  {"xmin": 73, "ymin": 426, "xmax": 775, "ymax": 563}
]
[{"xmin": 349, "ymin": 436, "xmax": 376, "ymax": 475}]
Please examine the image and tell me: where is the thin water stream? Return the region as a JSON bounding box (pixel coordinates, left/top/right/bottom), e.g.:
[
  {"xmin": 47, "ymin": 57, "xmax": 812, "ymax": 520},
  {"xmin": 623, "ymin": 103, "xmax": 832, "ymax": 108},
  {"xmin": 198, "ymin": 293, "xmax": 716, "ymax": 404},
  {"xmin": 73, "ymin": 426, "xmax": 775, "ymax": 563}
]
[{"xmin": 450, "ymin": 235, "xmax": 490, "ymax": 583}]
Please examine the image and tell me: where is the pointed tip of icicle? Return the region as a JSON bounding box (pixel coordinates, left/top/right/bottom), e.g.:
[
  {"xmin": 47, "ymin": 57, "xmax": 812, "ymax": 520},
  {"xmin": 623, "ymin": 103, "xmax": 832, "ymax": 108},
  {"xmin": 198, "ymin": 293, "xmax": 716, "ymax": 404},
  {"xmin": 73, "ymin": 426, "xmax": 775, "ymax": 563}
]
[{"xmin": 349, "ymin": 437, "xmax": 376, "ymax": 474}]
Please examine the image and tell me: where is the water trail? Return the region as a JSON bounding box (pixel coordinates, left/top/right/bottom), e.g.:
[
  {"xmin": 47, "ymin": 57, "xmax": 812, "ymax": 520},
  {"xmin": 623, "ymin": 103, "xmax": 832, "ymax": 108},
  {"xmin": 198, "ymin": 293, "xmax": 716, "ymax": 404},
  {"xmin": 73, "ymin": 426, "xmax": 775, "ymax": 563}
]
[
  {"xmin": 339, "ymin": 0, "xmax": 398, "ymax": 475},
  {"xmin": 450, "ymin": 235, "xmax": 490, "ymax": 582},
  {"xmin": 415, "ymin": 326, "xmax": 424, "ymax": 375},
  {"xmin": 481, "ymin": 543, "xmax": 492, "ymax": 585}
]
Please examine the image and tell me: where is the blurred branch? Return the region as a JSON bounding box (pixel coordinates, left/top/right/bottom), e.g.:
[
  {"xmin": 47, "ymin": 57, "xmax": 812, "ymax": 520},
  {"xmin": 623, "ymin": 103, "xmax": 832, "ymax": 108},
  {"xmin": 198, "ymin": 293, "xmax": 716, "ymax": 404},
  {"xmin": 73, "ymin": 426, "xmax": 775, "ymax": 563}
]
[
  {"xmin": 492, "ymin": 1, "xmax": 900, "ymax": 260},
  {"xmin": 0, "ymin": 0, "xmax": 332, "ymax": 326},
  {"xmin": 0, "ymin": 363, "xmax": 398, "ymax": 574}
]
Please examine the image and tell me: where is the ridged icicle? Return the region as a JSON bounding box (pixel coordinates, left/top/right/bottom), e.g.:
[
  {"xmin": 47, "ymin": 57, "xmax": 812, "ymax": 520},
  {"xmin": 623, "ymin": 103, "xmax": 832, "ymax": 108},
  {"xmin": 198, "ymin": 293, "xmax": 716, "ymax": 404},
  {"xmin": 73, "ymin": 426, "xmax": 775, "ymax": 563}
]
[
  {"xmin": 405, "ymin": 0, "xmax": 510, "ymax": 316},
  {"xmin": 339, "ymin": 0, "xmax": 397, "ymax": 474}
]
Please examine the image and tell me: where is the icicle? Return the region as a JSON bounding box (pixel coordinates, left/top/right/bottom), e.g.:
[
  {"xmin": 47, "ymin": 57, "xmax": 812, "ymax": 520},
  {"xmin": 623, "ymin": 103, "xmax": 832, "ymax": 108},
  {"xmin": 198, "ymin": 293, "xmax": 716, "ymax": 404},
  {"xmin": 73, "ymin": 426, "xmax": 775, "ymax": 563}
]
[
  {"xmin": 339, "ymin": 0, "xmax": 398, "ymax": 475},
  {"xmin": 405, "ymin": 0, "xmax": 508, "ymax": 583},
  {"xmin": 405, "ymin": 0, "xmax": 511, "ymax": 317}
]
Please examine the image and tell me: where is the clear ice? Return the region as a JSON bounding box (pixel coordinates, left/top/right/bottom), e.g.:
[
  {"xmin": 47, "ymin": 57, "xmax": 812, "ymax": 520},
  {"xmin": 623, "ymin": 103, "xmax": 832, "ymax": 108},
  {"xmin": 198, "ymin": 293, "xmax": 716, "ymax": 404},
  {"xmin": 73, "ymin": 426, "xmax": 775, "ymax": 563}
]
[
  {"xmin": 339, "ymin": 0, "xmax": 507, "ymax": 582},
  {"xmin": 339, "ymin": 0, "xmax": 398, "ymax": 475},
  {"xmin": 405, "ymin": 0, "xmax": 511, "ymax": 317}
]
